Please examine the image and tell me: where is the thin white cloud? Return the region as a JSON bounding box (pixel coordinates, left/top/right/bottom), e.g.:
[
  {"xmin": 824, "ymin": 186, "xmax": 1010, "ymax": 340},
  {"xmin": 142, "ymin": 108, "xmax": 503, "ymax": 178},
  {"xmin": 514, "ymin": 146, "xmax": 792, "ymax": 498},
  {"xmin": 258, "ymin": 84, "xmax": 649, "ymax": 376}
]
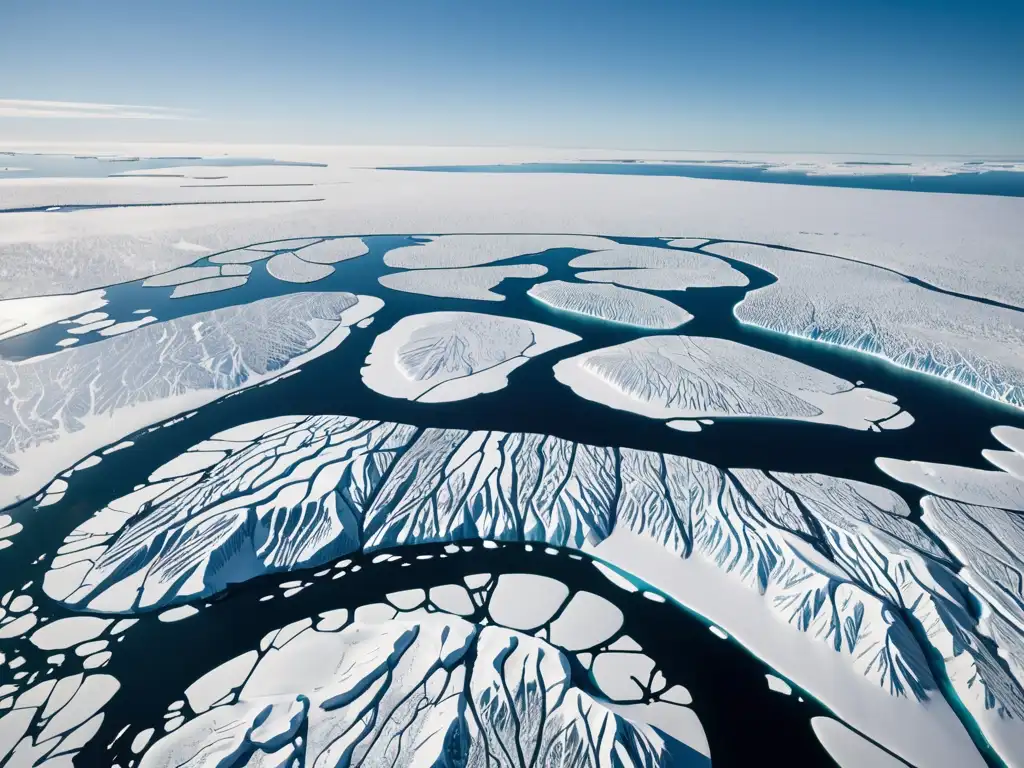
[{"xmin": 0, "ymin": 99, "xmax": 194, "ymax": 120}]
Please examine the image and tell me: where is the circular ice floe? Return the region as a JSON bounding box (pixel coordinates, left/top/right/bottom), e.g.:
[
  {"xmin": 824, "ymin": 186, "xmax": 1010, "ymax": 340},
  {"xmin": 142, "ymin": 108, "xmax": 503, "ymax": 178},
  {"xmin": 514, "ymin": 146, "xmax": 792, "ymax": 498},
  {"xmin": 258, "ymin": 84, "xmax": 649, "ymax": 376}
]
[
  {"xmin": 528, "ymin": 279, "xmax": 692, "ymax": 329},
  {"xmin": 488, "ymin": 573, "xmax": 569, "ymax": 630},
  {"xmin": 361, "ymin": 311, "xmax": 580, "ymax": 403},
  {"xmin": 266, "ymin": 251, "xmax": 334, "ymax": 283},
  {"xmin": 554, "ymin": 335, "xmax": 912, "ymax": 431}
]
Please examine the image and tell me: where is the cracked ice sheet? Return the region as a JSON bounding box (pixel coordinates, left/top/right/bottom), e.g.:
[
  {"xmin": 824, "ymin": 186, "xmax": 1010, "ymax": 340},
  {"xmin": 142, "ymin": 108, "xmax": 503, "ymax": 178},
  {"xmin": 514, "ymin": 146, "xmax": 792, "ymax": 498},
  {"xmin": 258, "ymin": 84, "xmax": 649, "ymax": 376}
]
[
  {"xmin": 361, "ymin": 311, "xmax": 580, "ymax": 403},
  {"xmin": 528, "ymin": 280, "xmax": 693, "ymax": 329},
  {"xmin": 383, "ymin": 234, "xmax": 614, "ymax": 268},
  {"xmin": 0, "ymin": 292, "xmax": 381, "ymax": 510},
  {"xmin": 379, "ymin": 263, "xmax": 547, "ymax": 301},
  {"xmin": 137, "ymin": 614, "xmax": 705, "ymax": 768},
  {"xmin": 554, "ymin": 335, "xmax": 912, "ymax": 431},
  {"xmin": 705, "ymin": 241, "xmax": 1024, "ymax": 410},
  {"xmin": 570, "ymin": 244, "xmax": 748, "ymax": 291},
  {"xmin": 0, "ymin": 290, "xmax": 107, "ymax": 342},
  {"xmin": 39, "ymin": 414, "xmax": 1008, "ymax": 766}
]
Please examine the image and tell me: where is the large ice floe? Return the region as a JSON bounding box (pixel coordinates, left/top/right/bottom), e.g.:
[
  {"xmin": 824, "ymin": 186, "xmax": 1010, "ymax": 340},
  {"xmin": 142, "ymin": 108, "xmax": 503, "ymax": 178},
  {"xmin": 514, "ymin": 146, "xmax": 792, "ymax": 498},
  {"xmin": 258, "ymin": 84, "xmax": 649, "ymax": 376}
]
[
  {"xmin": 42, "ymin": 413, "xmax": 1023, "ymax": 766},
  {"xmin": 570, "ymin": 245, "xmax": 748, "ymax": 291},
  {"xmin": 875, "ymin": 425, "xmax": 1024, "ymax": 762},
  {"xmin": 361, "ymin": 311, "xmax": 580, "ymax": 402},
  {"xmin": 136, "ymin": 611, "xmax": 707, "ymax": 768},
  {"xmin": 383, "ymin": 234, "xmax": 614, "ymax": 269},
  {"xmin": 0, "ymin": 290, "xmax": 108, "ymax": 342},
  {"xmin": 553, "ymin": 335, "xmax": 913, "ymax": 432},
  {"xmin": 705, "ymin": 241, "xmax": 1024, "ymax": 410},
  {"xmin": 528, "ymin": 280, "xmax": 693, "ymax": 329},
  {"xmin": 379, "ymin": 263, "xmax": 547, "ymax": 301},
  {"xmin": 0, "ymin": 292, "xmax": 382, "ymax": 509}
]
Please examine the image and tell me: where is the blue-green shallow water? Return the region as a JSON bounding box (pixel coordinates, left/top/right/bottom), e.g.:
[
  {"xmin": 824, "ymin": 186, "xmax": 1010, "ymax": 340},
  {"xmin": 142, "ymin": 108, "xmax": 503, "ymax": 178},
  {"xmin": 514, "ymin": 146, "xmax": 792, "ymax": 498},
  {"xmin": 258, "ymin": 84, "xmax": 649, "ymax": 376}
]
[
  {"xmin": 2, "ymin": 234, "xmax": 1019, "ymax": 766},
  {"xmin": 378, "ymin": 163, "xmax": 1024, "ymax": 197}
]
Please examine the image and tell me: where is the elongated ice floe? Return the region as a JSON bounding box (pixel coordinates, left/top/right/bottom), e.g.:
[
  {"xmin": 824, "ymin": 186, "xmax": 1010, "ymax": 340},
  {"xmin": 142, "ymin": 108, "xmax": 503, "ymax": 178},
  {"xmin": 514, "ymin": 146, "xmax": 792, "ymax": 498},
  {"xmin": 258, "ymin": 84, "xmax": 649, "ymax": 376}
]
[
  {"xmin": 137, "ymin": 614, "xmax": 706, "ymax": 768},
  {"xmin": 43, "ymin": 414, "xmax": 1010, "ymax": 766},
  {"xmin": 0, "ymin": 290, "xmax": 108, "ymax": 343},
  {"xmin": 570, "ymin": 245, "xmax": 748, "ymax": 291},
  {"xmin": 266, "ymin": 251, "xmax": 334, "ymax": 283},
  {"xmin": 0, "ymin": 292, "xmax": 382, "ymax": 510},
  {"xmin": 361, "ymin": 311, "xmax": 580, "ymax": 402},
  {"xmin": 706, "ymin": 241, "xmax": 1024, "ymax": 410},
  {"xmin": 380, "ymin": 263, "xmax": 547, "ymax": 301},
  {"xmin": 528, "ymin": 279, "xmax": 693, "ymax": 329},
  {"xmin": 384, "ymin": 234, "xmax": 614, "ymax": 268},
  {"xmin": 553, "ymin": 335, "xmax": 913, "ymax": 431}
]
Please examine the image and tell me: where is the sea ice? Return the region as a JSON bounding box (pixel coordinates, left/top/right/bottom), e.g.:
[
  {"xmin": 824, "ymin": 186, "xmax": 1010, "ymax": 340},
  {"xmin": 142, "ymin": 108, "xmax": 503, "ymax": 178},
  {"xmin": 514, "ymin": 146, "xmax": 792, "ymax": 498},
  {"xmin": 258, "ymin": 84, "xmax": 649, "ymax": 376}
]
[
  {"xmin": 169, "ymin": 275, "xmax": 247, "ymax": 298},
  {"xmin": 266, "ymin": 251, "xmax": 334, "ymax": 283},
  {"xmin": 142, "ymin": 266, "xmax": 220, "ymax": 287},
  {"xmin": 379, "ymin": 263, "xmax": 546, "ymax": 301},
  {"xmin": 811, "ymin": 717, "xmax": 907, "ymax": 768},
  {"xmin": 0, "ymin": 290, "xmax": 108, "ymax": 342},
  {"xmin": 706, "ymin": 241, "xmax": 1024, "ymax": 409},
  {"xmin": 0, "ymin": 292, "xmax": 378, "ymax": 510},
  {"xmin": 570, "ymin": 244, "xmax": 748, "ymax": 291},
  {"xmin": 554, "ymin": 335, "xmax": 912, "ymax": 431},
  {"xmin": 41, "ymin": 413, "xmax": 1013, "ymax": 766},
  {"xmin": 383, "ymin": 234, "xmax": 614, "ymax": 269},
  {"xmin": 528, "ymin": 279, "xmax": 693, "ymax": 329},
  {"xmin": 361, "ymin": 311, "xmax": 580, "ymax": 402}
]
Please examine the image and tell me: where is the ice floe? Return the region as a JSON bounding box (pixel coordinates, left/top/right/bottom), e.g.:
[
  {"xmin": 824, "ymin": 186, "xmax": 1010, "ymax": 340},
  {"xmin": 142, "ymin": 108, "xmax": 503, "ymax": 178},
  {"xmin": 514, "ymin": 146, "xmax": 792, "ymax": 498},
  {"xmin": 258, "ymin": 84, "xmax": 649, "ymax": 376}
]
[
  {"xmin": 266, "ymin": 251, "xmax": 335, "ymax": 283},
  {"xmin": 380, "ymin": 263, "xmax": 546, "ymax": 301},
  {"xmin": 361, "ymin": 311, "xmax": 580, "ymax": 402},
  {"xmin": 0, "ymin": 290, "xmax": 108, "ymax": 342},
  {"xmin": 811, "ymin": 717, "xmax": 908, "ymax": 768},
  {"xmin": 0, "ymin": 292, "xmax": 380, "ymax": 509},
  {"xmin": 706, "ymin": 241, "xmax": 1024, "ymax": 409},
  {"xmin": 571, "ymin": 244, "xmax": 748, "ymax": 291},
  {"xmin": 136, "ymin": 612, "xmax": 707, "ymax": 767},
  {"xmin": 384, "ymin": 234, "xmax": 614, "ymax": 269},
  {"xmin": 38, "ymin": 413, "xmax": 1013, "ymax": 765},
  {"xmin": 169, "ymin": 275, "xmax": 248, "ymax": 298},
  {"xmin": 554, "ymin": 335, "xmax": 912, "ymax": 431},
  {"xmin": 528, "ymin": 279, "xmax": 692, "ymax": 329}
]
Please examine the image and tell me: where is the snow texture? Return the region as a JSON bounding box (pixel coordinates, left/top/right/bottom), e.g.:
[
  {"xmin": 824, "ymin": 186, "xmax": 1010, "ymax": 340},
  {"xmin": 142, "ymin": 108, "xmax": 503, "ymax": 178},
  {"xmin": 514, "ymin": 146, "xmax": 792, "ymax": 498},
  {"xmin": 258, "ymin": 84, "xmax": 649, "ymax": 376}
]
[
  {"xmin": 41, "ymin": 413, "xmax": 1013, "ymax": 766},
  {"xmin": 571, "ymin": 245, "xmax": 748, "ymax": 291},
  {"xmin": 528, "ymin": 280, "xmax": 693, "ymax": 329},
  {"xmin": 0, "ymin": 292, "xmax": 379, "ymax": 510},
  {"xmin": 553, "ymin": 335, "xmax": 912, "ymax": 431},
  {"xmin": 706, "ymin": 241, "xmax": 1024, "ymax": 410},
  {"xmin": 361, "ymin": 311, "xmax": 580, "ymax": 403},
  {"xmin": 266, "ymin": 251, "xmax": 335, "ymax": 283},
  {"xmin": 0, "ymin": 290, "xmax": 107, "ymax": 342},
  {"xmin": 380, "ymin": 263, "xmax": 546, "ymax": 301},
  {"xmin": 137, "ymin": 613, "xmax": 707, "ymax": 768}
]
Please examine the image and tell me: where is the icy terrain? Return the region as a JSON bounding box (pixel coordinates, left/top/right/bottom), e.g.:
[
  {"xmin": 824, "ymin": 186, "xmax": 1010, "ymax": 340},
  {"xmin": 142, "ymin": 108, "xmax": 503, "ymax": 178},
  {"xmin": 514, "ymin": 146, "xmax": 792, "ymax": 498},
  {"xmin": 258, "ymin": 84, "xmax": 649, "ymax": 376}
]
[
  {"xmin": 553, "ymin": 335, "xmax": 913, "ymax": 431},
  {"xmin": 706, "ymin": 241, "xmax": 1024, "ymax": 409},
  {"xmin": 571, "ymin": 245, "xmax": 748, "ymax": 291},
  {"xmin": 528, "ymin": 280, "xmax": 693, "ymax": 329},
  {"xmin": 361, "ymin": 311, "xmax": 580, "ymax": 402},
  {"xmin": 40, "ymin": 413, "xmax": 1019, "ymax": 767},
  {"xmin": 0, "ymin": 293, "xmax": 381, "ymax": 509},
  {"xmin": 384, "ymin": 234, "xmax": 614, "ymax": 269},
  {"xmin": 380, "ymin": 263, "xmax": 547, "ymax": 301},
  {"xmin": 137, "ymin": 601, "xmax": 707, "ymax": 767}
]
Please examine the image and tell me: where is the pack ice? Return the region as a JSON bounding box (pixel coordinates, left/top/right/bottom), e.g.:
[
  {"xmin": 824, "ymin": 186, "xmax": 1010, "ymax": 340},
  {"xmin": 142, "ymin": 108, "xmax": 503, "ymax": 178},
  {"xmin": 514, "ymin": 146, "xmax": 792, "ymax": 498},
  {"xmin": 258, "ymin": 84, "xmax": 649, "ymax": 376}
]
[{"xmin": 42, "ymin": 414, "xmax": 1016, "ymax": 767}]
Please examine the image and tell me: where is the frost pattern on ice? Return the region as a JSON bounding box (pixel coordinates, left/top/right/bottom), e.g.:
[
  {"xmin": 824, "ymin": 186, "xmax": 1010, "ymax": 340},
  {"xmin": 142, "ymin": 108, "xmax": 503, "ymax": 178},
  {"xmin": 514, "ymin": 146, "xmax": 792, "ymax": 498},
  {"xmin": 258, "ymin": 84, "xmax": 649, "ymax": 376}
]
[
  {"xmin": 528, "ymin": 280, "xmax": 693, "ymax": 329},
  {"xmin": 0, "ymin": 292, "xmax": 377, "ymax": 510},
  {"xmin": 39, "ymin": 413, "xmax": 1020, "ymax": 766},
  {"xmin": 553, "ymin": 335, "xmax": 912, "ymax": 431},
  {"xmin": 361, "ymin": 311, "xmax": 580, "ymax": 403},
  {"xmin": 380, "ymin": 263, "xmax": 547, "ymax": 301},
  {"xmin": 137, "ymin": 612, "xmax": 706, "ymax": 768},
  {"xmin": 706, "ymin": 241, "xmax": 1024, "ymax": 410}
]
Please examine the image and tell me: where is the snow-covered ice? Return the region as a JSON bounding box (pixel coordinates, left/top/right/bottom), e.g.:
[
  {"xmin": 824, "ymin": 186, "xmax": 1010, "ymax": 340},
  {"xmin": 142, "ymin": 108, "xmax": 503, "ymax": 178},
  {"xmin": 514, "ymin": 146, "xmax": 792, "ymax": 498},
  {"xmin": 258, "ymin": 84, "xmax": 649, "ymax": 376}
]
[
  {"xmin": 528, "ymin": 279, "xmax": 693, "ymax": 329},
  {"xmin": 380, "ymin": 263, "xmax": 546, "ymax": 301},
  {"xmin": 554, "ymin": 335, "xmax": 912, "ymax": 431},
  {"xmin": 361, "ymin": 311, "xmax": 580, "ymax": 403},
  {"xmin": 571, "ymin": 245, "xmax": 748, "ymax": 291},
  {"xmin": 384, "ymin": 234, "xmax": 614, "ymax": 269},
  {"xmin": 266, "ymin": 251, "xmax": 334, "ymax": 283}
]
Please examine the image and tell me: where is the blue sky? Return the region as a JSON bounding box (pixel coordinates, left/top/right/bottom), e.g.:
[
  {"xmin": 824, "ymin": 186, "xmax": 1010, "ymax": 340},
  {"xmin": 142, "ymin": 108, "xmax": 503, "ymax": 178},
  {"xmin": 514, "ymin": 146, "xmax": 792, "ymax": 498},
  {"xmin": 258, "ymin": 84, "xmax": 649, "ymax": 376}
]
[{"xmin": 1, "ymin": 0, "xmax": 1021, "ymax": 154}]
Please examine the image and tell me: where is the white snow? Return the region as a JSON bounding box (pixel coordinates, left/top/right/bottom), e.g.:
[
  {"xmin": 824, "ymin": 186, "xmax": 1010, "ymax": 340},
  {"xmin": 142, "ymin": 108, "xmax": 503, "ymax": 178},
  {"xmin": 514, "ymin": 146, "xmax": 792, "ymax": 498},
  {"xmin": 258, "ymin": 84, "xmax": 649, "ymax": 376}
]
[
  {"xmin": 811, "ymin": 717, "xmax": 907, "ymax": 768},
  {"xmin": 361, "ymin": 311, "xmax": 579, "ymax": 403},
  {"xmin": 766, "ymin": 674, "xmax": 792, "ymax": 695},
  {"xmin": 0, "ymin": 290, "xmax": 107, "ymax": 342},
  {"xmin": 380, "ymin": 263, "xmax": 546, "ymax": 301},
  {"xmin": 384, "ymin": 234, "xmax": 613, "ymax": 269},
  {"xmin": 528, "ymin": 279, "xmax": 692, "ymax": 329},
  {"xmin": 266, "ymin": 251, "xmax": 334, "ymax": 283},
  {"xmin": 554, "ymin": 335, "xmax": 911, "ymax": 431},
  {"xmin": 488, "ymin": 574, "xmax": 569, "ymax": 631}
]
